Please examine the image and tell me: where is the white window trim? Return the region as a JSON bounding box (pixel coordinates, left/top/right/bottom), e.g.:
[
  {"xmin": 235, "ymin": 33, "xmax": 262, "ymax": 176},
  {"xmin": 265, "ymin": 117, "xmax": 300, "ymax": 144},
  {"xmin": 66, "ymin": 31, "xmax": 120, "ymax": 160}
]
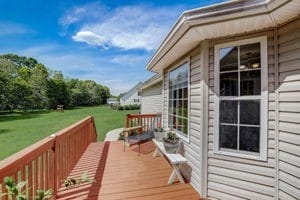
[
  {"xmin": 167, "ymin": 58, "xmax": 191, "ymax": 142},
  {"xmin": 213, "ymin": 36, "xmax": 268, "ymax": 161}
]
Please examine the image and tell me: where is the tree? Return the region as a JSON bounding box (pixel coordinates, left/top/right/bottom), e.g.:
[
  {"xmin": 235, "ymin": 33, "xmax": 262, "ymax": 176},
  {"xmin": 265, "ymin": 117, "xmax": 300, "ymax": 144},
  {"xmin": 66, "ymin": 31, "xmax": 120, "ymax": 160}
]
[{"xmin": 46, "ymin": 71, "xmax": 70, "ymax": 109}]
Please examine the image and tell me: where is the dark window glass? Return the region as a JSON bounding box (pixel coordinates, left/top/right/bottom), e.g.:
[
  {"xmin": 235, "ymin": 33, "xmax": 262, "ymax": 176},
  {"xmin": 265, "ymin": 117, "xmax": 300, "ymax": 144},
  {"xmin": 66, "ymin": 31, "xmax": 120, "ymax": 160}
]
[
  {"xmin": 183, "ymin": 87, "xmax": 188, "ymax": 98},
  {"xmin": 240, "ymin": 43, "xmax": 260, "ymax": 70},
  {"xmin": 240, "ymin": 70, "xmax": 261, "ymax": 95},
  {"xmin": 178, "ymin": 88, "xmax": 183, "ymax": 98},
  {"xmin": 182, "ymin": 118, "xmax": 188, "ymax": 135},
  {"xmin": 183, "ymin": 100, "xmax": 188, "ymax": 118},
  {"xmin": 220, "ymin": 125, "xmax": 237, "ymax": 149},
  {"xmin": 220, "ymin": 72, "xmax": 238, "ymax": 96},
  {"xmin": 173, "ymin": 115, "xmax": 177, "ymax": 130},
  {"xmin": 239, "ymin": 126, "xmax": 260, "ymax": 152},
  {"xmin": 220, "ymin": 101, "xmax": 238, "ymax": 124},
  {"xmin": 240, "ymin": 101, "xmax": 260, "ymax": 125},
  {"xmin": 172, "ymin": 90, "xmax": 177, "ymax": 99},
  {"xmin": 220, "ymin": 46, "xmax": 238, "ymax": 72}
]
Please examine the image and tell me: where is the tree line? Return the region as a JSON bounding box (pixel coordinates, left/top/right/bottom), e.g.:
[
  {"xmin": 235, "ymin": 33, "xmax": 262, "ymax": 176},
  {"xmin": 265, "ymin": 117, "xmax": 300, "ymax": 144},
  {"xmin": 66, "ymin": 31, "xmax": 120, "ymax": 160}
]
[{"xmin": 0, "ymin": 54, "xmax": 110, "ymax": 111}]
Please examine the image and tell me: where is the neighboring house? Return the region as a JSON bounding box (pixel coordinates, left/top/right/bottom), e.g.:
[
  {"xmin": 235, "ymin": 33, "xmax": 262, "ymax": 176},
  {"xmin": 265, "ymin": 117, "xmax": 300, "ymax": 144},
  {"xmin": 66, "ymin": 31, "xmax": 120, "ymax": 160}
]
[
  {"xmin": 146, "ymin": 0, "xmax": 300, "ymax": 199},
  {"xmin": 106, "ymin": 98, "xmax": 119, "ymax": 105},
  {"xmin": 120, "ymin": 82, "xmax": 143, "ymax": 105},
  {"xmin": 140, "ymin": 74, "xmax": 163, "ymax": 114}
]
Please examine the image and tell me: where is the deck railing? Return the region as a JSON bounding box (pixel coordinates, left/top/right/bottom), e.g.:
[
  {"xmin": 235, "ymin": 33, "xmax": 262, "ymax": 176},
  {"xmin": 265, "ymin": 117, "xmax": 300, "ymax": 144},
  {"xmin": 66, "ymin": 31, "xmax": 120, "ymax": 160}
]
[
  {"xmin": 0, "ymin": 116, "xmax": 97, "ymax": 200},
  {"xmin": 126, "ymin": 113, "xmax": 162, "ymax": 132}
]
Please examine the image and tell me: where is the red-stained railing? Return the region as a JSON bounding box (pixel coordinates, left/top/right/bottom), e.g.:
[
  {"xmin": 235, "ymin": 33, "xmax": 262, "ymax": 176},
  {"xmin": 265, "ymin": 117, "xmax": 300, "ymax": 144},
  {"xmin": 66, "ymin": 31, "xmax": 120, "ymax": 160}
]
[
  {"xmin": 0, "ymin": 116, "xmax": 97, "ymax": 200},
  {"xmin": 126, "ymin": 113, "xmax": 162, "ymax": 132}
]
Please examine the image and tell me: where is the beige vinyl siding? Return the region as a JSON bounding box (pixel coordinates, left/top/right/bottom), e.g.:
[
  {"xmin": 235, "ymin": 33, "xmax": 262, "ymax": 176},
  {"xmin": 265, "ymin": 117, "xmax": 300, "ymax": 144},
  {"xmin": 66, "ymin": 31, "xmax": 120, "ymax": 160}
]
[
  {"xmin": 141, "ymin": 82, "xmax": 162, "ymax": 114},
  {"xmin": 277, "ymin": 18, "xmax": 300, "ymax": 200},
  {"xmin": 207, "ymin": 31, "xmax": 276, "ymax": 200},
  {"xmin": 162, "ymin": 46, "xmax": 203, "ymax": 192}
]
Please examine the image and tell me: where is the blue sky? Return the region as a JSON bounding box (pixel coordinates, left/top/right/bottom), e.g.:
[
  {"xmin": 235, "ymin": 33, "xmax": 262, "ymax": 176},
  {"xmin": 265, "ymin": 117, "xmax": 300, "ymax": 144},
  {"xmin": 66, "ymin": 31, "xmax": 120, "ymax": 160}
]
[{"xmin": 0, "ymin": 0, "xmax": 225, "ymax": 95}]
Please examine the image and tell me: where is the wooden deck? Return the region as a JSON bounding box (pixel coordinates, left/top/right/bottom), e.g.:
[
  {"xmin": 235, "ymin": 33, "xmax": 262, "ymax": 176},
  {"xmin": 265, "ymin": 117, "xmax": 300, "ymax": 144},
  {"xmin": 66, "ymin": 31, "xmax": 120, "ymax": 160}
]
[{"xmin": 57, "ymin": 141, "xmax": 201, "ymax": 200}]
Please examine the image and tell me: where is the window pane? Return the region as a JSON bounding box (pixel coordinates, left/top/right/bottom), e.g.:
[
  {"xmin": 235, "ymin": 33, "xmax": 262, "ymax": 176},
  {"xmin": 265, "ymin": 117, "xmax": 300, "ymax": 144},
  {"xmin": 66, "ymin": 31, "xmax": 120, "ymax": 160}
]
[
  {"xmin": 219, "ymin": 125, "xmax": 237, "ymax": 149},
  {"xmin": 173, "ymin": 100, "xmax": 177, "ymax": 115},
  {"xmin": 240, "ymin": 70, "xmax": 261, "ymax": 95},
  {"xmin": 240, "ymin": 43, "xmax": 260, "ymax": 70},
  {"xmin": 220, "ymin": 72, "xmax": 238, "ymax": 96},
  {"xmin": 220, "ymin": 46, "xmax": 238, "ymax": 72},
  {"xmin": 220, "ymin": 101, "xmax": 238, "ymax": 124},
  {"xmin": 183, "ymin": 87, "xmax": 188, "ymax": 98},
  {"xmin": 239, "ymin": 126, "xmax": 260, "ymax": 152},
  {"xmin": 240, "ymin": 100, "xmax": 260, "ymax": 125},
  {"xmin": 172, "ymin": 115, "xmax": 177, "ymax": 130},
  {"xmin": 183, "ymin": 100, "xmax": 188, "ymax": 118},
  {"xmin": 182, "ymin": 118, "xmax": 188, "ymax": 135},
  {"xmin": 178, "ymin": 88, "xmax": 183, "ymax": 99},
  {"xmin": 177, "ymin": 100, "xmax": 183, "ymax": 116},
  {"xmin": 177, "ymin": 118, "xmax": 183, "ymax": 132}
]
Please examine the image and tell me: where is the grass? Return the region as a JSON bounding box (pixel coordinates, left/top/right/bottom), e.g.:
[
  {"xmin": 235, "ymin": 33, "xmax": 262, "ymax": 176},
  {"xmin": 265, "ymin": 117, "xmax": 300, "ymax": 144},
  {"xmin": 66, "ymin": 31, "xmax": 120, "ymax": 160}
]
[{"xmin": 0, "ymin": 106, "xmax": 138, "ymax": 160}]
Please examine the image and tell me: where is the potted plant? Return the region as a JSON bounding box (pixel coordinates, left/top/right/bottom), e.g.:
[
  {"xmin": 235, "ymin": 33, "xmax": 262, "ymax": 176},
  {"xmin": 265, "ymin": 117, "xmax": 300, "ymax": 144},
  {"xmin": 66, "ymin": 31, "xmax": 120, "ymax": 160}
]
[{"xmin": 163, "ymin": 130, "xmax": 179, "ymax": 153}]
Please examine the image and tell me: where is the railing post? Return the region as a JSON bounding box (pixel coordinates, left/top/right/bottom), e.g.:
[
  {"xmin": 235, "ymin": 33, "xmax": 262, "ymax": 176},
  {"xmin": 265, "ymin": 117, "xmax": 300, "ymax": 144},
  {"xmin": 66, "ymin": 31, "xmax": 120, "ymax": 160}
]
[
  {"xmin": 50, "ymin": 134, "xmax": 57, "ymax": 198},
  {"xmin": 126, "ymin": 114, "xmax": 130, "ymax": 128}
]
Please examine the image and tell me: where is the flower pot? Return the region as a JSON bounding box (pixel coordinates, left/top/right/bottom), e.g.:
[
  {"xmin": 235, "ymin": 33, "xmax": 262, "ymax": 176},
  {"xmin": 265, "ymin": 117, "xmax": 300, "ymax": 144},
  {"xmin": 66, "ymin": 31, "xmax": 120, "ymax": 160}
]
[{"xmin": 163, "ymin": 140, "xmax": 179, "ymax": 154}]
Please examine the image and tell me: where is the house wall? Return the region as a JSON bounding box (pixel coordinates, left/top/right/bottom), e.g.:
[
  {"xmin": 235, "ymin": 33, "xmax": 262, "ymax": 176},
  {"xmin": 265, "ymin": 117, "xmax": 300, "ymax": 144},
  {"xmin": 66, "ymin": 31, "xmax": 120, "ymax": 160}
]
[
  {"xmin": 141, "ymin": 81, "xmax": 162, "ymax": 114},
  {"xmin": 206, "ymin": 18, "xmax": 300, "ymax": 199},
  {"xmin": 161, "ymin": 17, "xmax": 300, "ymax": 200},
  {"xmin": 162, "ymin": 46, "xmax": 204, "ymax": 193},
  {"xmin": 120, "ymin": 90, "xmax": 141, "ymax": 105},
  {"xmin": 207, "ymin": 30, "xmax": 277, "ymax": 200},
  {"xmin": 277, "ymin": 18, "xmax": 300, "ymax": 200}
]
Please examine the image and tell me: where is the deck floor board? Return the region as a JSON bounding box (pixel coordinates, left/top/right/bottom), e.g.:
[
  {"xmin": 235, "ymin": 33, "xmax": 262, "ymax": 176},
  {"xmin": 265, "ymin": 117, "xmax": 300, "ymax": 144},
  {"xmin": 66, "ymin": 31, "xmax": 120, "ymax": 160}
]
[{"xmin": 57, "ymin": 141, "xmax": 202, "ymax": 200}]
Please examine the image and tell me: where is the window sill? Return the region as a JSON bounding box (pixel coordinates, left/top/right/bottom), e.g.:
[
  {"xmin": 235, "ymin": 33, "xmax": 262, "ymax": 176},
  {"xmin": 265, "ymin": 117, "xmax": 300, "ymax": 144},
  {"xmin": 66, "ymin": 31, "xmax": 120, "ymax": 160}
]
[{"xmin": 213, "ymin": 149, "xmax": 267, "ymax": 161}]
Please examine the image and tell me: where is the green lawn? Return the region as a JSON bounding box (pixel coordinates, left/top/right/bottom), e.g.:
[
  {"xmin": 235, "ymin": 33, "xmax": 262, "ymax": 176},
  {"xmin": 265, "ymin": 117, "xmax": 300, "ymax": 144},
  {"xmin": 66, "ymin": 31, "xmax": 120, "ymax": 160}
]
[{"xmin": 0, "ymin": 106, "xmax": 138, "ymax": 160}]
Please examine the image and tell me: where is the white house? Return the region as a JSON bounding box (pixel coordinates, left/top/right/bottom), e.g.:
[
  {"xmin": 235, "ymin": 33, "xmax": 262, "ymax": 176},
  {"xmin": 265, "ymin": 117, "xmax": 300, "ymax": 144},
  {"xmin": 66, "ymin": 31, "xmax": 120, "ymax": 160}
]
[
  {"xmin": 119, "ymin": 82, "xmax": 143, "ymax": 106},
  {"xmin": 106, "ymin": 98, "xmax": 119, "ymax": 105},
  {"xmin": 140, "ymin": 74, "xmax": 163, "ymax": 114},
  {"xmin": 147, "ymin": 0, "xmax": 300, "ymax": 199}
]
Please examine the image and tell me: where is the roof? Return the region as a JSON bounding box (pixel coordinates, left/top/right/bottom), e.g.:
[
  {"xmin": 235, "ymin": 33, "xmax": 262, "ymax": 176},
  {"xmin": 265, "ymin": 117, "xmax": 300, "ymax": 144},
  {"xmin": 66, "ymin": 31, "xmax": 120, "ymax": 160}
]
[
  {"xmin": 147, "ymin": 0, "xmax": 300, "ymax": 72},
  {"xmin": 120, "ymin": 82, "xmax": 143, "ymax": 100},
  {"xmin": 140, "ymin": 73, "xmax": 163, "ymax": 90}
]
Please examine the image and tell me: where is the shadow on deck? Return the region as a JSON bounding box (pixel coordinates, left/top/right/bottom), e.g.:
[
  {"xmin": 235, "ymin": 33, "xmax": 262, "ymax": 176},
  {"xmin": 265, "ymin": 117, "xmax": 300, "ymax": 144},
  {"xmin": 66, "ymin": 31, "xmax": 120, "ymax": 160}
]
[{"xmin": 57, "ymin": 141, "xmax": 202, "ymax": 200}]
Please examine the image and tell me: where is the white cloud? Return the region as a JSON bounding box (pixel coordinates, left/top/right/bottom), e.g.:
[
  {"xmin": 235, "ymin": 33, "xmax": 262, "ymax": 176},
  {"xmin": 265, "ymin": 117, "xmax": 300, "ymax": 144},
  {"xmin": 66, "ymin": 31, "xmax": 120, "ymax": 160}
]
[
  {"xmin": 111, "ymin": 54, "xmax": 146, "ymax": 66},
  {"xmin": 66, "ymin": 4, "xmax": 182, "ymax": 51},
  {"xmin": 59, "ymin": 2, "xmax": 107, "ymax": 27},
  {"xmin": 72, "ymin": 31, "xmax": 108, "ymax": 49}
]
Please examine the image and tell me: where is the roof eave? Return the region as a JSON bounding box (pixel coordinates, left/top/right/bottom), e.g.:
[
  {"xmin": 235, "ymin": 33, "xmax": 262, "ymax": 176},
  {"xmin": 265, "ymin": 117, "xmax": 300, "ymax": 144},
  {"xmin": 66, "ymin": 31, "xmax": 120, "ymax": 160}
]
[{"xmin": 146, "ymin": 0, "xmax": 298, "ymax": 72}]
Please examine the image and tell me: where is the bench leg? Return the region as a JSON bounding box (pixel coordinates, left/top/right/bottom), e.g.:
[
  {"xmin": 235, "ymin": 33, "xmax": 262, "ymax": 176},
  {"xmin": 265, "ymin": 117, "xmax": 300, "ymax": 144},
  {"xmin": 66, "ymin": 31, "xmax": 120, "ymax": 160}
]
[
  {"xmin": 152, "ymin": 147, "xmax": 162, "ymax": 157},
  {"xmin": 168, "ymin": 165, "xmax": 185, "ymax": 184}
]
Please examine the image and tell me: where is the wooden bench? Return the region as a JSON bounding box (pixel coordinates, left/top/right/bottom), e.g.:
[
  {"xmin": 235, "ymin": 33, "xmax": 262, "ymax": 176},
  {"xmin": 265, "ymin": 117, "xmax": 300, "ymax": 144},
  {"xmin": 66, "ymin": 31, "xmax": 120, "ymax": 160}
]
[
  {"xmin": 123, "ymin": 126, "xmax": 154, "ymax": 155},
  {"xmin": 152, "ymin": 139, "xmax": 188, "ymax": 184}
]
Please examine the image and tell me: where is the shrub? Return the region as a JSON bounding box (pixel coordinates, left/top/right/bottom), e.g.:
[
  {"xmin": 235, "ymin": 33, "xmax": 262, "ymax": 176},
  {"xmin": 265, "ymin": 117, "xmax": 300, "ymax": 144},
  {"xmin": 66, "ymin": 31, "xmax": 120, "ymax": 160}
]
[{"xmin": 117, "ymin": 104, "xmax": 140, "ymax": 111}]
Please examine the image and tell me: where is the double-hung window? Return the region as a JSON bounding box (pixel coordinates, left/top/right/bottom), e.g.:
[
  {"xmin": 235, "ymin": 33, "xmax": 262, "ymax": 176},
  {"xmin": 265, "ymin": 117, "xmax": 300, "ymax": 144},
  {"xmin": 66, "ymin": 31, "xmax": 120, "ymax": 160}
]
[
  {"xmin": 168, "ymin": 62, "xmax": 189, "ymax": 138},
  {"xmin": 214, "ymin": 36, "xmax": 268, "ymax": 160}
]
